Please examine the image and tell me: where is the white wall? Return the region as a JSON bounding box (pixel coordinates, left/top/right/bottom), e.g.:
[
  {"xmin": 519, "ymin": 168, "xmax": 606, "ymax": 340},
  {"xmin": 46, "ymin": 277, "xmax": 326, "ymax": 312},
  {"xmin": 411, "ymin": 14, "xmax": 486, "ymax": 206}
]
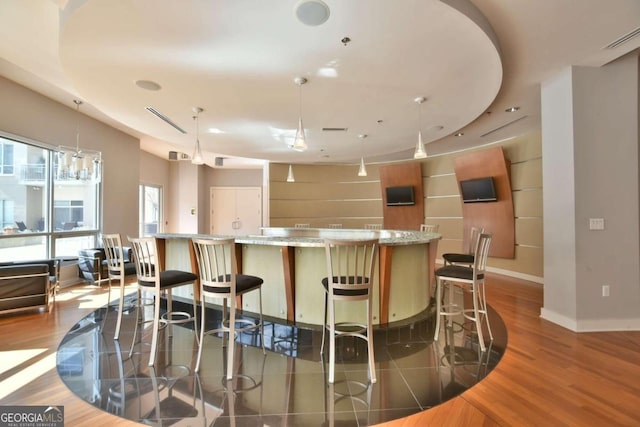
[
  {"xmin": 0, "ymin": 76, "xmax": 140, "ymax": 239},
  {"xmin": 540, "ymin": 67, "xmax": 578, "ymax": 326},
  {"xmin": 541, "ymin": 52, "xmax": 640, "ymax": 331}
]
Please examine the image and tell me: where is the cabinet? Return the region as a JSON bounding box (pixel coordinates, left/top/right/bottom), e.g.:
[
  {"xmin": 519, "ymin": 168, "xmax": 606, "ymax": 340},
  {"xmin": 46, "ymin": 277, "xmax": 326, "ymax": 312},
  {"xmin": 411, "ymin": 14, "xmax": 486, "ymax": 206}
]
[{"xmin": 210, "ymin": 187, "xmax": 262, "ymax": 235}]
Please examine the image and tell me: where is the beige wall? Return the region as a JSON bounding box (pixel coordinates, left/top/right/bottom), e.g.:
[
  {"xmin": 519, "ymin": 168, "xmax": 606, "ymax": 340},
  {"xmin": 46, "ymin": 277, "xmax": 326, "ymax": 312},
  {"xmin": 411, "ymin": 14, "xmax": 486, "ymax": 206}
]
[
  {"xmin": 424, "ymin": 132, "xmax": 543, "ymax": 280},
  {"xmin": 0, "ymin": 76, "xmax": 140, "ymax": 239},
  {"xmin": 0, "ymin": 75, "xmax": 543, "ymax": 282},
  {"xmin": 269, "ymin": 163, "xmax": 384, "ymax": 229},
  {"xmin": 269, "ymin": 132, "xmax": 543, "ymax": 281}
]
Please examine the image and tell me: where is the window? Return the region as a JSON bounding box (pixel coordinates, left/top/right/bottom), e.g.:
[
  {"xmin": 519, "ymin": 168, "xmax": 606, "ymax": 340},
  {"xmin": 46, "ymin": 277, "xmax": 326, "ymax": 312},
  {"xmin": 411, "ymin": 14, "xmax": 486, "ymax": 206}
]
[
  {"xmin": 53, "ymin": 200, "xmax": 84, "ymax": 230},
  {"xmin": 0, "ymin": 142, "xmax": 14, "ymax": 175},
  {"xmin": 0, "ymin": 200, "xmax": 15, "ymax": 228},
  {"xmin": 0, "ymin": 134, "xmax": 102, "ymax": 261},
  {"xmin": 139, "ymin": 184, "xmax": 162, "ymax": 236}
]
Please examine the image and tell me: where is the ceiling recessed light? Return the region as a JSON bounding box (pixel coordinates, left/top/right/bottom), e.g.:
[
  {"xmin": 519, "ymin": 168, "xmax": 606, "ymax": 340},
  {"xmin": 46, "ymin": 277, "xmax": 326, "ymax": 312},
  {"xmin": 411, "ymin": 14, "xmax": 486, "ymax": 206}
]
[
  {"xmin": 295, "ymin": 0, "xmax": 330, "ymax": 26},
  {"xmin": 135, "ymin": 80, "xmax": 161, "ymax": 91},
  {"xmin": 208, "ymin": 128, "xmax": 224, "ymax": 134},
  {"xmin": 455, "ymin": 132, "xmax": 464, "ymax": 137},
  {"xmin": 505, "ymin": 106, "xmax": 520, "ymax": 112}
]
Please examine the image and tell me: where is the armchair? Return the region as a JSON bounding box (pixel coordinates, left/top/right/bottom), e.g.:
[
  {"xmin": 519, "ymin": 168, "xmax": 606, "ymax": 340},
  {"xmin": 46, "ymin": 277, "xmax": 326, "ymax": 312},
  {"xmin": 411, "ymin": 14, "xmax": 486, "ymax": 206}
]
[{"xmin": 78, "ymin": 246, "xmax": 133, "ymax": 283}]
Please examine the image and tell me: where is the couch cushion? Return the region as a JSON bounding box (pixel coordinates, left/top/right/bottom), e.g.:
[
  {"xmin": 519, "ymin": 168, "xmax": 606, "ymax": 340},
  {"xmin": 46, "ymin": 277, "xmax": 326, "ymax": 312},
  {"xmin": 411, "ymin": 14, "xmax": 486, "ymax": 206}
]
[{"xmin": 0, "ymin": 264, "xmax": 49, "ymax": 311}]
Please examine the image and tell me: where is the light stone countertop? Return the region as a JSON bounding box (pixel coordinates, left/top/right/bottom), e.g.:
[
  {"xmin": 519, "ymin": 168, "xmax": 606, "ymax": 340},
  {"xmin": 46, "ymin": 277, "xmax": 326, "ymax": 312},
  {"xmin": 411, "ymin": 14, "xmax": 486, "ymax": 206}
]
[{"xmin": 157, "ymin": 227, "xmax": 441, "ymax": 248}]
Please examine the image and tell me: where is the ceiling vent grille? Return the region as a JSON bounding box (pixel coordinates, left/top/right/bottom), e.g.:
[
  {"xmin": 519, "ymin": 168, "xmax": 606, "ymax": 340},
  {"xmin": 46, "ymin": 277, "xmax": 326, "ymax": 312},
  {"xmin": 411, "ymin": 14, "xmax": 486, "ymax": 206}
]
[
  {"xmin": 481, "ymin": 116, "xmax": 528, "ymax": 138},
  {"xmin": 604, "ymin": 26, "xmax": 640, "ymax": 50},
  {"xmin": 145, "ymin": 107, "xmax": 187, "ymax": 134},
  {"xmin": 322, "ymin": 127, "xmax": 348, "ymax": 132}
]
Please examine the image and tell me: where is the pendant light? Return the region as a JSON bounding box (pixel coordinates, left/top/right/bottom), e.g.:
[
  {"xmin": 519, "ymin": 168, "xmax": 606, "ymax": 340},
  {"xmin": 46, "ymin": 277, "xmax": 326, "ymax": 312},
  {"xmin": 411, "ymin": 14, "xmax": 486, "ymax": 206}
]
[
  {"xmin": 286, "ymin": 164, "xmax": 295, "ymax": 182},
  {"xmin": 56, "ymin": 99, "xmax": 102, "ymax": 182},
  {"xmin": 191, "ymin": 107, "xmax": 204, "ymax": 165},
  {"xmin": 292, "ymin": 77, "xmax": 308, "ymax": 152},
  {"xmin": 357, "ymin": 134, "xmax": 368, "ymax": 177},
  {"xmin": 413, "ymin": 97, "xmax": 427, "ymax": 159}
]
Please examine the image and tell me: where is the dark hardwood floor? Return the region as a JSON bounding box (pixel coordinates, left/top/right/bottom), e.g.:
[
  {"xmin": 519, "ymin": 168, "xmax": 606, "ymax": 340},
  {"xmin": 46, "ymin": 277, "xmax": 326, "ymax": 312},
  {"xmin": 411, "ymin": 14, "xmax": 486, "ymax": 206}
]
[{"xmin": 1, "ymin": 274, "xmax": 639, "ymax": 426}]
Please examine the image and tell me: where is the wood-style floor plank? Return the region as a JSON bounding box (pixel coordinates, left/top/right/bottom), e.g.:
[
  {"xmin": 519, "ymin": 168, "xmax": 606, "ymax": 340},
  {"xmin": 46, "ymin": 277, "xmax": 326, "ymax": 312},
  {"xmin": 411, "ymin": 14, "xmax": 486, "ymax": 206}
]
[
  {"xmin": 384, "ymin": 275, "xmax": 640, "ymax": 426},
  {"xmin": 2, "ymin": 275, "xmax": 640, "ymax": 426}
]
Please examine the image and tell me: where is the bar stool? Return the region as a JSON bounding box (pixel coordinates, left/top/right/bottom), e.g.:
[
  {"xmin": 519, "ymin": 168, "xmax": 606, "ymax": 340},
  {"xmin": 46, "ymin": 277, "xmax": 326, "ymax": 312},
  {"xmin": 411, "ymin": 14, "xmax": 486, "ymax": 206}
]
[
  {"xmin": 102, "ymin": 233, "xmax": 137, "ymax": 339},
  {"xmin": 442, "ymin": 226, "xmax": 484, "ymax": 266},
  {"xmin": 294, "ymin": 223, "xmax": 310, "ymax": 228},
  {"xmin": 328, "ymin": 223, "xmax": 343, "ymax": 229},
  {"xmin": 321, "ymin": 238, "xmax": 378, "ymax": 384},
  {"xmin": 433, "ymin": 233, "xmax": 493, "ymax": 352},
  {"xmin": 191, "ymin": 238, "xmax": 265, "ymax": 378},
  {"xmin": 128, "ymin": 236, "xmax": 199, "ymax": 367}
]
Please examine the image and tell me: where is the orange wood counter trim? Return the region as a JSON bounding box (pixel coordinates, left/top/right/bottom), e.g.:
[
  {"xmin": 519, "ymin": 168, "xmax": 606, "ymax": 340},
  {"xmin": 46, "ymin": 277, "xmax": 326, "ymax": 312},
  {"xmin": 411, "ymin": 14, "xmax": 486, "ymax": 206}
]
[
  {"xmin": 379, "ymin": 245, "xmax": 393, "ymax": 325},
  {"xmin": 281, "ymin": 246, "xmax": 296, "ymax": 322}
]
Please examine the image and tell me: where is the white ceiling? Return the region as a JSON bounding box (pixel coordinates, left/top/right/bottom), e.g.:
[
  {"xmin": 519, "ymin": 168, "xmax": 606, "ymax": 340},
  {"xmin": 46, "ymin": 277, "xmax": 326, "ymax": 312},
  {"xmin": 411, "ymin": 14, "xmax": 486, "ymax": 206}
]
[{"xmin": 0, "ymin": 0, "xmax": 639, "ymax": 168}]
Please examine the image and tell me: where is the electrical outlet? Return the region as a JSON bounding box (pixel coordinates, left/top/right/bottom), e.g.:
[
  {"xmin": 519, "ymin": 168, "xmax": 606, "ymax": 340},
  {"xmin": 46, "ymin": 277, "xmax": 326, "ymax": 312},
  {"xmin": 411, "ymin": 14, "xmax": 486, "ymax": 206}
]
[
  {"xmin": 602, "ymin": 285, "xmax": 610, "ymax": 297},
  {"xmin": 590, "ymin": 218, "xmax": 605, "ymax": 230}
]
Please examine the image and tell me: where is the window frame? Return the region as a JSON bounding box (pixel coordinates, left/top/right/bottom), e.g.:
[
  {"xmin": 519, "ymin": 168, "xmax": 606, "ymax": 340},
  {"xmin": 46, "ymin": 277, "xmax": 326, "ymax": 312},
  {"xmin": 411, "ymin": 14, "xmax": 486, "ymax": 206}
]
[{"xmin": 0, "ymin": 130, "xmax": 103, "ymax": 261}]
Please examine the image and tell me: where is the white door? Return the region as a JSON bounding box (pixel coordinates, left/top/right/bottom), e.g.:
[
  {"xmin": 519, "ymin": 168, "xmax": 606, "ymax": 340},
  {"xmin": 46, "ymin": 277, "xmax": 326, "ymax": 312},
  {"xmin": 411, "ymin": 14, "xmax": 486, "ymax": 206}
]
[
  {"xmin": 210, "ymin": 187, "xmax": 261, "ymax": 235},
  {"xmin": 234, "ymin": 188, "xmax": 262, "ymax": 235}
]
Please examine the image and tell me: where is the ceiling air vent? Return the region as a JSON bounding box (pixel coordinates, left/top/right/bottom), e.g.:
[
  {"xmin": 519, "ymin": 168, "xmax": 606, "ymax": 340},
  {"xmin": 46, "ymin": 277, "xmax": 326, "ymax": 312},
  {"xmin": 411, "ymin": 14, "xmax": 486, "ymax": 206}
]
[
  {"xmin": 146, "ymin": 107, "xmax": 187, "ymax": 134},
  {"xmin": 604, "ymin": 26, "xmax": 640, "ymax": 50},
  {"xmin": 168, "ymin": 151, "xmax": 190, "ymax": 161},
  {"xmin": 480, "ymin": 116, "xmax": 528, "ymax": 138},
  {"xmin": 322, "ymin": 127, "xmax": 348, "ymax": 132}
]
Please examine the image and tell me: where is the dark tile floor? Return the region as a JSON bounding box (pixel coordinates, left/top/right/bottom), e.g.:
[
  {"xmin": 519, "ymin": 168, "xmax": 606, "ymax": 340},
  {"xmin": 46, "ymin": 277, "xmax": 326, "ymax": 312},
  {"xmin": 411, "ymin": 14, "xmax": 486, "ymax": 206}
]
[{"xmin": 56, "ymin": 295, "xmax": 505, "ymax": 426}]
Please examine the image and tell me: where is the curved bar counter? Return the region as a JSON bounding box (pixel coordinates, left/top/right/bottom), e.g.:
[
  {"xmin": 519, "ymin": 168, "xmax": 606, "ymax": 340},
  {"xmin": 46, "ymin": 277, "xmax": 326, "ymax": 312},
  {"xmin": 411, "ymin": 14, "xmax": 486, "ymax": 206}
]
[{"xmin": 156, "ymin": 227, "xmax": 440, "ymax": 326}]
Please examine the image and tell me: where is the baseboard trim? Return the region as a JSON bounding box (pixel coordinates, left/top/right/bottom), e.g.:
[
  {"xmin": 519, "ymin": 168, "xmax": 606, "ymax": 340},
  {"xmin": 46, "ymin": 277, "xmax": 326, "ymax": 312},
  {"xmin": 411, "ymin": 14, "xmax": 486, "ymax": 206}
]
[{"xmin": 435, "ymin": 258, "xmax": 544, "ymax": 284}]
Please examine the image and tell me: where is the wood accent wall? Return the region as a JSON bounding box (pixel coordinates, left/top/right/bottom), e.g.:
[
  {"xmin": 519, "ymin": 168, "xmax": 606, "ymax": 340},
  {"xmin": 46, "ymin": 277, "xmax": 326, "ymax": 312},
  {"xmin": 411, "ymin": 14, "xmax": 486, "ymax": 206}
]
[
  {"xmin": 269, "ymin": 163, "xmax": 383, "ymax": 228},
  {"xmin": 379, "ymin": 163, "xmax": 424, "ymax": 230},
  {"xmin": 267, "ymin": 131, "xmax": 543, "ymax": 279},
  {"xmin": 453, "ymin": 146, "xmax": 515, "ymax": 258}
]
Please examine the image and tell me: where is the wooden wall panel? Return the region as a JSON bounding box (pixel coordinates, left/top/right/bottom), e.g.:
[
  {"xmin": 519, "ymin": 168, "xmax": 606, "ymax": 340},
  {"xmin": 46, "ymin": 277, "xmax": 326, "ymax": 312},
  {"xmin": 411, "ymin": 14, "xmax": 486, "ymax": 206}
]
[
  {"xmin": 269, "ymin": 163, "xmax": 383, "ymax": 228},
  {"xmin": 513, "ymin": 189, "xmax": 543, "ymax": 217},
  {"xmin": 424, "ymin": 196, "xmax": 462, "ymax": 218},
  {"xmin": 453, "ymin": 146, "xmax": 515, "ymax": 258},
  {"xmin": 424, "ymin": 174, "xmax": 459, "ymax": 196},
  {"xmin": 270, "ymin": 199, "xmax": 383, "ymax": 218},
  {"xmin": 516, "ymin": 217, "xmax": 543, "ymax": 247},
  {"xmin": 270, "ymin": 181, "xmax": 381, "ymax": 200},
  {"xmin": 379, "ymin": 162, "xmax": 424, "ymax": 230},
  {"xmin": 268, "ymin": 131, "xmax": 543, "ymax": 280},
  {"xmin": 511, "ymin": 158, "xmax": 543, "ymax": 189},
  {"xmin": 490, "ymin": 245, "xmax": 542, "ymax": 277},
  {"xmin": 430, "ymin": 218, "xmax": 464, "ymax": 239}
]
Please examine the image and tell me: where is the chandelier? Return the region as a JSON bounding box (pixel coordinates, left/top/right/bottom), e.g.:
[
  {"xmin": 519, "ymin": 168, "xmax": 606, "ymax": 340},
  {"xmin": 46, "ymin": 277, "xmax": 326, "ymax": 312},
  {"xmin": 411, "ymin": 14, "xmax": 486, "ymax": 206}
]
[{"xmin": 56, "ymin": 100, "xmax": 102, "ymax": 182}]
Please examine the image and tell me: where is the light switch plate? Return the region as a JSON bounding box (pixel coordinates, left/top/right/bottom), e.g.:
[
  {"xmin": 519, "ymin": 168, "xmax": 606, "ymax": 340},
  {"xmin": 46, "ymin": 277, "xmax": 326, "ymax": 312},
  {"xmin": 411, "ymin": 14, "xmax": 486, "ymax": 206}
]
[{"xmin": 589, "ymin": 218, "xmax": 605, "ymax": 230}]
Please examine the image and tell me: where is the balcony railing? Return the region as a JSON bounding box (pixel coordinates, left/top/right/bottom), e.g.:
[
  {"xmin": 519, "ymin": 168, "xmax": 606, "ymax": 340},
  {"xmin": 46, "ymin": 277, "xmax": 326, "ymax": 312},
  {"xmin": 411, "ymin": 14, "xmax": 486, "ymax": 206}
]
[{"xmin": 19, "ymin": 164, "xmax": 46, "ymax": 182}]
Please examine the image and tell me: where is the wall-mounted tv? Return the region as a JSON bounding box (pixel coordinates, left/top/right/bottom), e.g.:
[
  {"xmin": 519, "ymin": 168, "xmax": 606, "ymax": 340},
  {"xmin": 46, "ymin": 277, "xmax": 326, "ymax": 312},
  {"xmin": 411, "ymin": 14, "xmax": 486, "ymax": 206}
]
[
  {"xmin": 460, "ymin": 177, "xmax": 497, "ymax": 203},
  {"xmin": 386, "ymin": 186, "xmax": 415, "ymax": 206}
]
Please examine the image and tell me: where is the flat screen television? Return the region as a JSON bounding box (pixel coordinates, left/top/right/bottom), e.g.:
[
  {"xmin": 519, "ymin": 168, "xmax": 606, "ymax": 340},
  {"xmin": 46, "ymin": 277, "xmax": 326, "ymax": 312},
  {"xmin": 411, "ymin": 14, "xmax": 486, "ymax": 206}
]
[
  {"xmin": 386, "ymin": 186, "xmax": 415, "ymax": 206},
  {"xmin": 460, "ymin": 177, "xmax": 497, "ymax": 203}
]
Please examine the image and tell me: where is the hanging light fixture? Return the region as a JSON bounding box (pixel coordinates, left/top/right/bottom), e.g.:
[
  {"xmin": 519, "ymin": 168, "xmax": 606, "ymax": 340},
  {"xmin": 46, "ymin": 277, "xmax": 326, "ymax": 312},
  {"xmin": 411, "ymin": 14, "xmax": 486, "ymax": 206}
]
[
  {"xmin": 413, "ymin": 96, "xmax": 427, "ymax": 159},
  {"xmin": 191, "ymin": 107, "xmax": 204, "ymax": 165},
  {"xmin": 357, "ymin": 134, "xmax": 368, "ymax": 177},
  {"xmin": 291, "ymin": 77, "xmax": 308, "ymax": 152},
  {"xmin": 286, "ymin": 164, "xmax": 296, "ymax": 182},
  {"xmin": 56, "ymin": 99, "xmax": 102, "ymax": 182}
]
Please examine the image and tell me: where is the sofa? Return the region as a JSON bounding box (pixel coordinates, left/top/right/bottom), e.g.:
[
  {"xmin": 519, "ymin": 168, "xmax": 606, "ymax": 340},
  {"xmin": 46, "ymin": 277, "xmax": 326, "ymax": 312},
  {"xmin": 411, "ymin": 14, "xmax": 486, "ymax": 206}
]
[
  {"xmin": 78, "ymin": 247, "xmax": 133, "ymax": 283},
  {"xmin": 0, "ymin": 259, "xmax": 59, "ymax": 314}
]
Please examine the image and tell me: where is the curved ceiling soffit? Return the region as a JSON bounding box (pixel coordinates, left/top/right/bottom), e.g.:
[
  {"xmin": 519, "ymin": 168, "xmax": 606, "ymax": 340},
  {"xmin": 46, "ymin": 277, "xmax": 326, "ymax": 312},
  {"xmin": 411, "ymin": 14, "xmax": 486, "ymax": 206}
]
[{"xmin": 58, "ymin": 0, "xmax": 502, "ymax": 165}]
